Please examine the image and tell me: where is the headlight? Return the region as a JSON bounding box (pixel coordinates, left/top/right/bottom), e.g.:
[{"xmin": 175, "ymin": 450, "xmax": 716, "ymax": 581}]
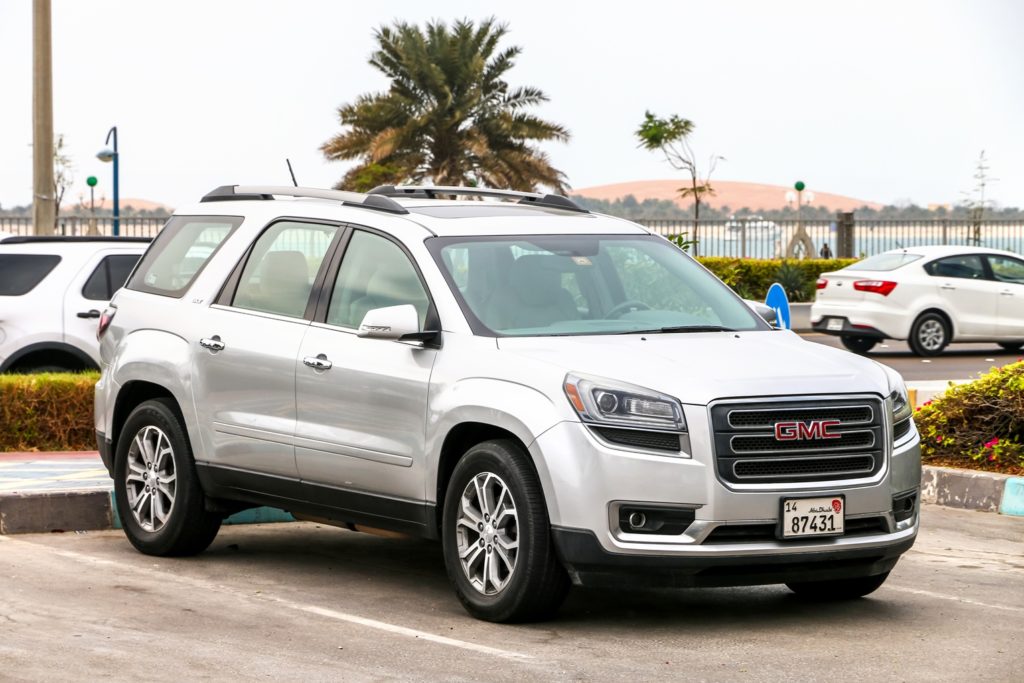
[
  {"xmin": 563, "ymin": 373, "xmax": 686, "ymax": 432},
  {"xmin": 880, "ymin": 364, "xmax": 912, "ymax": 424}
]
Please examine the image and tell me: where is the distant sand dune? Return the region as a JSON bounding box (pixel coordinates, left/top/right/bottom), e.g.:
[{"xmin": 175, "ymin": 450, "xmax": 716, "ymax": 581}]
[{"xmin": 575, "ymin": 180, "xmax": 882, "ymax": 213}]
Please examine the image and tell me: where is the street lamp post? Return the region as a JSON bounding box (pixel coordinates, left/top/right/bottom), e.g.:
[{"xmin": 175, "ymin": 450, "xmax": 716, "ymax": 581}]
[{"xmin": 96, "ymin": 126, "xmax": 119, "ymax": 236}]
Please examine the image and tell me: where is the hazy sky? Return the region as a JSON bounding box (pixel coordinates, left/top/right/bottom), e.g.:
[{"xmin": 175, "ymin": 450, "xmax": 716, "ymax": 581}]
[{"xmin": 2, "ymin": 0, "xmax": 1022, "ymax": 210}]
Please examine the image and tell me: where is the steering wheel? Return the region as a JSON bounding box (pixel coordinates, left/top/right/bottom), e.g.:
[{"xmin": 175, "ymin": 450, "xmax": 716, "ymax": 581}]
[{"xmin": 606, "ymin": 299, "xmax": 652, "ymax": 319}]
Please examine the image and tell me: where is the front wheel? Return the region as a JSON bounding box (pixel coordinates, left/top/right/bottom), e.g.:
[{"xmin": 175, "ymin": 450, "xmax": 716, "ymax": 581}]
[
  {"xmin": 441, "ymin": 439, "xmax": 569, "ymax": 622},
  {"xmin": 909, "ymin": 313, "xmax": 950, "ymax": 356},
  {"xmin": 786, "ymin": 571, "xmax": 891, "ymax": 600},
  {"xmin": 113, "ymin": 398, "xmax": 222, "ymax": 556},
  {"xmin": 839, "ymin": 335, "xmax": 877, "ymax": 354}
]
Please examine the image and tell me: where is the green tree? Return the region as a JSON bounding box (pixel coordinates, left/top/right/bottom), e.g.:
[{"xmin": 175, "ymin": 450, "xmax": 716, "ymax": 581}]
[
  {"xmin": 635, "ymin": 111, "xmax": 723, "ymax": 234},
  {"xmin": 322, "ymin": 18, "xmax": 570, "ymax": 192}
]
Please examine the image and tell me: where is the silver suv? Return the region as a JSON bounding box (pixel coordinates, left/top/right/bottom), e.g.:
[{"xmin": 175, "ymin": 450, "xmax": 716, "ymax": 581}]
[{"xmin": 94, "ymin": 185, "xmax": 920, "ymax": 622}]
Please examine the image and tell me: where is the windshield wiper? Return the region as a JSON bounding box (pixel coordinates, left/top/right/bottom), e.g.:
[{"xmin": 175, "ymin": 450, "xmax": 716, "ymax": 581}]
[{"xmin": 619, "ymin": 325, "xmax": 737, "ymax": 334}]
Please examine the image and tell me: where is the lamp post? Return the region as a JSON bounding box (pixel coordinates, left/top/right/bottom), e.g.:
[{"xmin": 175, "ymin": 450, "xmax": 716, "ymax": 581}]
[{"xmin": 96, "ymin": 126, "xmax": 119, "ymax": 236}]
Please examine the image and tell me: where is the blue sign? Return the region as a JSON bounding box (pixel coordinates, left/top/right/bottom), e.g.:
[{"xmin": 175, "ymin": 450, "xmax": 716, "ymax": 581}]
[{"xmin": 765, "ymin": 283, "xmax": 791, "ymax": 330}]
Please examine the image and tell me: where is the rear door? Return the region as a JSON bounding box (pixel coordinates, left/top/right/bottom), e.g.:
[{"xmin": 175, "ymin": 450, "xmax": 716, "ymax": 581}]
[
  {"xmin": 986, "ymin": 254, "xmax": 1024, "ymax": 340},
  {"xmin": 922, "ymin": 255, "xmax": 998, "ymax": 338},
  {"xmin": 63, "ymin": 249, "xmax": 142, "ymax": 362}
]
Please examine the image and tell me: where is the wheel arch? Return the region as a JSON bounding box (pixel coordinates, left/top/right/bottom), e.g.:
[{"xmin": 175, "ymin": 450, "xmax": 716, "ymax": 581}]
[
  {"xmin": 110, "ymin": 381, "xmax": 183, "ymax": 456},
  {"xmin": 911, "ymin": 307, "xmax": 955, "ymax": 339},
  {"xmin": 0, "ymin": 341, "xmax": 98, "ymax": 372}
]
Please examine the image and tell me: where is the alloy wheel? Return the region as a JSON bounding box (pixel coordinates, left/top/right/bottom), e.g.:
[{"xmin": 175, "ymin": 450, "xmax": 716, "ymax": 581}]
[
  {"xmin": 917, "ymin": 319, "xmax": 945, "ymax": 351},
  {"xmin": 124, "ymin": 425, "xmax": 177, "ymax": 532},
  {"xmin": 455, "ymin": 472, "xmax": 519, "ymax": 595}
]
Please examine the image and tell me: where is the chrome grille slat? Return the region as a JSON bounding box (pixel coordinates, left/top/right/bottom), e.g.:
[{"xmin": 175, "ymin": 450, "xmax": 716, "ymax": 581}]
[
  {"xmin": 728, "ymin": 428, "xmax": 875, "ymax": 455},
  {"xmin": 727, "ymin": 404, "xmax": 874, "ymax": 430}
]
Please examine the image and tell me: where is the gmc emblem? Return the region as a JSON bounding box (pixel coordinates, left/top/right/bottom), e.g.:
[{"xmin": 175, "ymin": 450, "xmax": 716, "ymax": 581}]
[{"xmin": 774, "ymin": 420, "xmax": 842, "ymax": 441}]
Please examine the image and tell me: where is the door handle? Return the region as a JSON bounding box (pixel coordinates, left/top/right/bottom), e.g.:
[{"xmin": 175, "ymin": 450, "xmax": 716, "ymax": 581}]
[
  {"xmin": 1001, "ymin": 290, "xmax": 1014, "ymax": 296},
  {"xmin": 939, "ymin": 284, "xmax": 956, "ymax": 291},
  {"xmin": 303, "ymin": 353, "xmax": 333, "ymax": 370},
  {"xmin": 199, "ymin": 336, "xmax": 226, "ymax": 351},
  {"xmin": 77, "ymin": 309, "xmax": 101, "ymax": 319}
]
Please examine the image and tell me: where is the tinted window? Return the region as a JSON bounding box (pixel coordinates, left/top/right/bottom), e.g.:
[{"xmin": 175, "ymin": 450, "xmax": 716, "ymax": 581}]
[
  {"xmin": 327, "ymin": 231, "xmax": 430, "ymax": 329},
  {"xmin": 232, "ymin": 222, "xmax": 339, "ymax": 318},
  {"xmin": 924, "ymin": 255, "xmax": 985, "ymax": 279},
  {"xmin": 82, "ymin": 254, "xmax": 142, "ymax": 301},
  {"xmin": 846, "ymin": 253, "xmax": 923, "ymax": 271},
  {"xmin": 0, "ymin": 254, "xmax": 61, "ymax": 296},
  {"xmin": 127, "ymin": 216, "xmax": 242, "ymax": 297},
  {"xmin": 988, "ymin": 255, "xmax": 1024, "ymax": 284}
]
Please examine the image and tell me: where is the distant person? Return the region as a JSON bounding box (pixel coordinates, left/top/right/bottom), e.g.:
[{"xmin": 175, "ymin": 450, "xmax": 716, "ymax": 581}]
[{"xmin": 819, "ymin": 242, "xmax": 833, "ymax": 259}]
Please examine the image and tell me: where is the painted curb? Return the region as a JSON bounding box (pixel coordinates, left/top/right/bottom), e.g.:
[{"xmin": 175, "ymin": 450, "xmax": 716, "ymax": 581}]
[{"xmin": 920, "ymin": 465, "xmax": 1023, "ymax": 516}]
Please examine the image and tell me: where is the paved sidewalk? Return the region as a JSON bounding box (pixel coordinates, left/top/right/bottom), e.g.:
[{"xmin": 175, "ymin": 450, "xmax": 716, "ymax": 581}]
[{"xmin": 0, "ymin": 451, "xmax": 110, "ymax": 493}]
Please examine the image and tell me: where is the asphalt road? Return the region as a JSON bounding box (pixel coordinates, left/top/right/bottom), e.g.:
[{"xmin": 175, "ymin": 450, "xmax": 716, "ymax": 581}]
[
  {"xmin": 800, "ymin": 332, "xmax": 1022, "ymax": 381},
  {"xmin": 1, "ymin": 505, "xmax": 1022, "ymax": 682}
]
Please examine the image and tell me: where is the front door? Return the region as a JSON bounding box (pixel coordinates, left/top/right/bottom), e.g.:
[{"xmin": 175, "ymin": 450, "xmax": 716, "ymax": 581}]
[
  {"xmin": 192, "ymin": 220, "xmax": 342, "ymax": 477},
  {"xmin": 295, "ymin": 229, "xmax": 437, "ymax": 504},
  {"xmin": 926, "ymin": 254, "xmax": 998, "ymax": 338}
]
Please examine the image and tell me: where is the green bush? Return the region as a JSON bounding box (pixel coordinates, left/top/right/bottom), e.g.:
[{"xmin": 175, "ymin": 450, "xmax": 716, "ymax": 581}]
[
  {"xmin": 0, "ymin": 372, "xmax": 98, "ymax": 452},
  {"xmin": 696, "ymin": 257, "xmax": 858, "ymax": 302},
  {"xmin": 914, "ymin": 361, "xmax": 1024, "ymax": 473}
]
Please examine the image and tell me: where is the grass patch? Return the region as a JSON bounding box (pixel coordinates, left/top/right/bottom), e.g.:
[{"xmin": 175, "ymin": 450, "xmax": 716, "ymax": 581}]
[{"xmin": 0, "ymin": 372, "xmax": 99, "ymax": 452}]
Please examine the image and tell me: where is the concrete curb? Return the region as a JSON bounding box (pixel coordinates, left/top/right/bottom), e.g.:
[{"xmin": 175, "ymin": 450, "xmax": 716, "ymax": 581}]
[
  {"xmin": 2, "ymin": 465, "xmax": 1021, "ymax": 535},
  {"xmin": 921, "ymin": 465, "xmax": 1024, "ymax": 516}
]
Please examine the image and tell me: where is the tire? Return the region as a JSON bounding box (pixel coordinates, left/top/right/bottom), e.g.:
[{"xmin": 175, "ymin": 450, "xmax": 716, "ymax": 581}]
[
  {"xmin": 998, "ymin": 342, "xmax": 1023, "ymax": 353},
  {"xmin": 441, "ymin": 439, "xmax": 570, "ymax": 623},
  {"xmin": 839, "ymin": 336, "xmax": 877, "ymax": 354},
  {"xmin": 113, "ymin": 398, "xmax": 222, "ymax": 556},
  {"xmin": 786, "ymin": 571, "xmax": 891, "ymax": 600},
  {"xmin": 908, "ymin": 312, "xmax": 950, "ymax": 356}
]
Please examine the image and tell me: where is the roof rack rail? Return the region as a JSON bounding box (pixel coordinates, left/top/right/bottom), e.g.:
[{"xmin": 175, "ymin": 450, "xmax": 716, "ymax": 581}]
[
  {"xmin": 367, "ymin": 185, "xmax": 588, "ymax": 213},
  {"xmin": 0, "ymin": 235, "xmax": 152, "ymax": 244},
  {"xmin": 200, "ymin": 185, "xmax": 408, "ymax": 215}
]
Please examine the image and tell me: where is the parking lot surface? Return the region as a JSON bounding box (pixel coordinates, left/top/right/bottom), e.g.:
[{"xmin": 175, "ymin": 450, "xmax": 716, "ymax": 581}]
[
  {"xmin": 801, "ymin": 333, "xmax": 1021, "ymax": 381},
  {"xmin": 1, "ymin": 505, "xmax": 1022, "ymax": 681}
]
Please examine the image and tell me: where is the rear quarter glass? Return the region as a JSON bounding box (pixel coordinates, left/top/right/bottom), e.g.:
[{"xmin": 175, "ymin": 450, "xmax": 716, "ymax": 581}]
[
  {"xmin": 126, "ymin": 216, "xmax": 243, "ymax": 297},
  {"xmin": 0, "ymin": 254, "xmax": 62, "ymax": 295}
]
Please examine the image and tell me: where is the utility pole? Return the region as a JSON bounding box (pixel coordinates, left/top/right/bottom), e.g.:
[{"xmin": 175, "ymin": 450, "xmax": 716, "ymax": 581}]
[{"xmin": 32, "ymin": 0, "xmax": 56, "ymax": 235}]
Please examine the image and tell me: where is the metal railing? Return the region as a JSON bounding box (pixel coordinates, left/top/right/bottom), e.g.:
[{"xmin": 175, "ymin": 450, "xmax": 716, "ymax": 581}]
[
  {"xmin": 637, "ymin": 219, "xmax": 1024, "ymax": 258},
  {"xmin": 0, "ymin": 216, "xmax": 168, "ymax": 238}
]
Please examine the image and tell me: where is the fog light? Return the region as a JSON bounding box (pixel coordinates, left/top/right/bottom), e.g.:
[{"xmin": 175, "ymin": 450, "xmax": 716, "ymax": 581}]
[{"xmin": 628, "ymin": 511, "xmax": 647, "ymax": 529}]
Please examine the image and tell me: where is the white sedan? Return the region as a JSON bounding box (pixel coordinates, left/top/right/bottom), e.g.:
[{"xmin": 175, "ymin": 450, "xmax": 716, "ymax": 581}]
[{"xmin": 811, "ymin": 245, "xmax": 1024, "ymax": 356}]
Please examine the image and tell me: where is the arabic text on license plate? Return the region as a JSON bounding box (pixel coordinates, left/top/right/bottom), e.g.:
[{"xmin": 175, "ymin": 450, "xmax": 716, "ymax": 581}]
[
  {"xmin": 827, "ymin": 318, "xmax": 844, "ymax": 331},
  {"xmin": 781, "ymin": 496, "xmax": 845, "ymax": 538}
]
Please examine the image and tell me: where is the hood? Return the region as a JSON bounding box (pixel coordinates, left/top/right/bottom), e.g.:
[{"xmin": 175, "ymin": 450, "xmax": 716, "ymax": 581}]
[{"xmin": 497, "ymin": 330, "xmax": 890, "ymax": 405}]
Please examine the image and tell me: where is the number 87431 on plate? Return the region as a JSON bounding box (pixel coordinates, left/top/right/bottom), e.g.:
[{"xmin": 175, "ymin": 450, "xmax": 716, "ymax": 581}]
[{"xmin": 780, "ymin": 496, "xmax": 845, "ymax": 539}]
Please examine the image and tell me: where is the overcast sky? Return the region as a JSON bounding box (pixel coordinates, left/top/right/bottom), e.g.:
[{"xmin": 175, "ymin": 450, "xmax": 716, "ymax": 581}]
[{"xmin": 1, "ymin": 0, "xmax": 1022, "ymax": 210}]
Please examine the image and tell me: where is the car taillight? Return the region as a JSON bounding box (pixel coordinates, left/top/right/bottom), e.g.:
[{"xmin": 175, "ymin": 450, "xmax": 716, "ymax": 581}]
[
  {"xmin": 853, "ymin": 280, "xmax": 898, "ymax": 296},
  {"xmin": 816, "ymin": 278, "xmax": 828, "ymax": 289},
  {"xmin": 97, "ymin": 306, "xmax": 117, "ymax": 340}
]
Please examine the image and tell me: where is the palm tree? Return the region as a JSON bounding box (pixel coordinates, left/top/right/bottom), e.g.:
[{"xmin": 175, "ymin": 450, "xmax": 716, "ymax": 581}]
[{"xmin": 321, "ymin": 18, "xmax": 570, "ymax": 193}]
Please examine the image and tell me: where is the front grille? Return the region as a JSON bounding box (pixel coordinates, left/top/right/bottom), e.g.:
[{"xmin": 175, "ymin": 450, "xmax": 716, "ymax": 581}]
[
  {"xmin": 703, "ymin": 516, "xmax": 890, "ymax": 544},
  {"xmin": 711, "ymin": 398, "xmax": 885, "ymax": 485},
  {"xmin": 590, "ymin": 427, "xmax": 680, "ymax": 452}
]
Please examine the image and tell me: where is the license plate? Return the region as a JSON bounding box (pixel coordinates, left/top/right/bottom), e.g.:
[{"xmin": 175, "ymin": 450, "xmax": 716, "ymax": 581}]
[
  {"xmin": 780, "ymin": 496, "xmax": 845, "ymax": 539},
  {"xmin": 826, "ymin": 317, "xmax": 844, "ymax": 331}
]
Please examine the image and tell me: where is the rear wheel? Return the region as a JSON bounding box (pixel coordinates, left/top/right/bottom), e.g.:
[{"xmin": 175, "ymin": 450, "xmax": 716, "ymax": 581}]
[
  {"xmin": 441, "ymin": 439, "xmax": 569, "ymax": 622},
  {"xmin": 786, "ymin": 571, "xmax": 891, "ymax": 600},
  {"xmin": 998, "ymin": 342, "xmax": 1023, "ymax": 353},
  {"xmin": 839, "ymin": 335, "xmax": 877, "ymax": 354},
  {"xmin": 113, "ymin": 398, "xmax": 222, "ymax": 556},
  {"xmin": 909, "ymin": 313, "xmax": 949, "ymax": 356}
]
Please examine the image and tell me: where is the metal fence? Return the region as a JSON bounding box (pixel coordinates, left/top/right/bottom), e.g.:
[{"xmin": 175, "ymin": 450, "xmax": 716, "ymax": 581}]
[
  {"xmin": 0, "ymin": 216, "xmax": 167, "ymax": 238},
  {"xmin": 638, "ymin": 218, "xmax": 1024, "ymax": 258},
  {"xmin": 4, "ymin": 215, "xmax": 1024, "ymax": 259}
]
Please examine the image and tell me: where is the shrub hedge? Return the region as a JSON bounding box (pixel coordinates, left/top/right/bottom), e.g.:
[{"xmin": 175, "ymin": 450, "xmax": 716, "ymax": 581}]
[
  {"xmin": 914, "ymin": 361, "xmax": 1024, "ymax": 475},
  {"xmin": 696, "ymin": 257, "xmax": 859, "ymax": 302},
  {"xmin": 0, "ymin": 372, "xmax": 98, "ymax": 452}
]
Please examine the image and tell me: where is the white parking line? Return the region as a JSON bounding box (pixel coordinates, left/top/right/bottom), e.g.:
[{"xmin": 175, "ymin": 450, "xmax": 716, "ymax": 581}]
[
  {"xmin": 887, "ymin": 585, "xmax": 1024, "ymax": 613},
  {"xmin": 0, "ymin": 534, "xmax": 532, "ymax": 661}
]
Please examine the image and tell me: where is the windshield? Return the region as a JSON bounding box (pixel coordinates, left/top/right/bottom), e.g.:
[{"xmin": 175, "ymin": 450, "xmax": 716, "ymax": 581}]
[
  {"xmin": 428, "ymin": 235, "xmax": 766, "ymax": 336},
  {"xmin": 846, "ymin": 252, "xmax": 923, "ymax": 271}
]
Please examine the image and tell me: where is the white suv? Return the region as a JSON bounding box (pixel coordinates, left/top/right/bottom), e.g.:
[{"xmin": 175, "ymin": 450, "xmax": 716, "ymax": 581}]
[
  {"xmin": 0, "ymin": 235, "xmax": 148, "ymax": 372},
  {"xmin": 94, "ymin": 185, "xmax": 920, "ymax": 622}
]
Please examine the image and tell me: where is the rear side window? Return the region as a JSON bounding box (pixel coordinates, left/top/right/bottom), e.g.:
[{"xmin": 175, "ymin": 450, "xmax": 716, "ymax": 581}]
[
  {"xmin": 82, "ymin": 254, "xmax": 143, "ymax": 301},
  {"xmin": 0, "ymin": 254, "xmax": 61, "ymax": 295},
  {"xmin": 127, "ymin": 216, "xmax": 242, "ymax": 297},
  {"xmin": 924, "ymin": 255, "xmax": 985, "ymax": 280}
]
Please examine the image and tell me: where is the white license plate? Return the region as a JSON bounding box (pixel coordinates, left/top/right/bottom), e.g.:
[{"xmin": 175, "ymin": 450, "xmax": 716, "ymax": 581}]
[
  {"xmin": 826, "ymin": 317, "xmax": 844, "ymax": 331},
  {"xmin": 781, "ymin": 496, "xmax": 845, "ymax": 538}
]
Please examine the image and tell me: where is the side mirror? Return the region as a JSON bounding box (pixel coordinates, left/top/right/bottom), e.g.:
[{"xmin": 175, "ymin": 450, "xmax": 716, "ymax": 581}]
[
  {"xmin": 357, "ymin": 304, "xmax": 439, "ymax": 343},
  {"xmin": 745, "ymin": 300, "xmax": 778, "ymax": 327}
]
